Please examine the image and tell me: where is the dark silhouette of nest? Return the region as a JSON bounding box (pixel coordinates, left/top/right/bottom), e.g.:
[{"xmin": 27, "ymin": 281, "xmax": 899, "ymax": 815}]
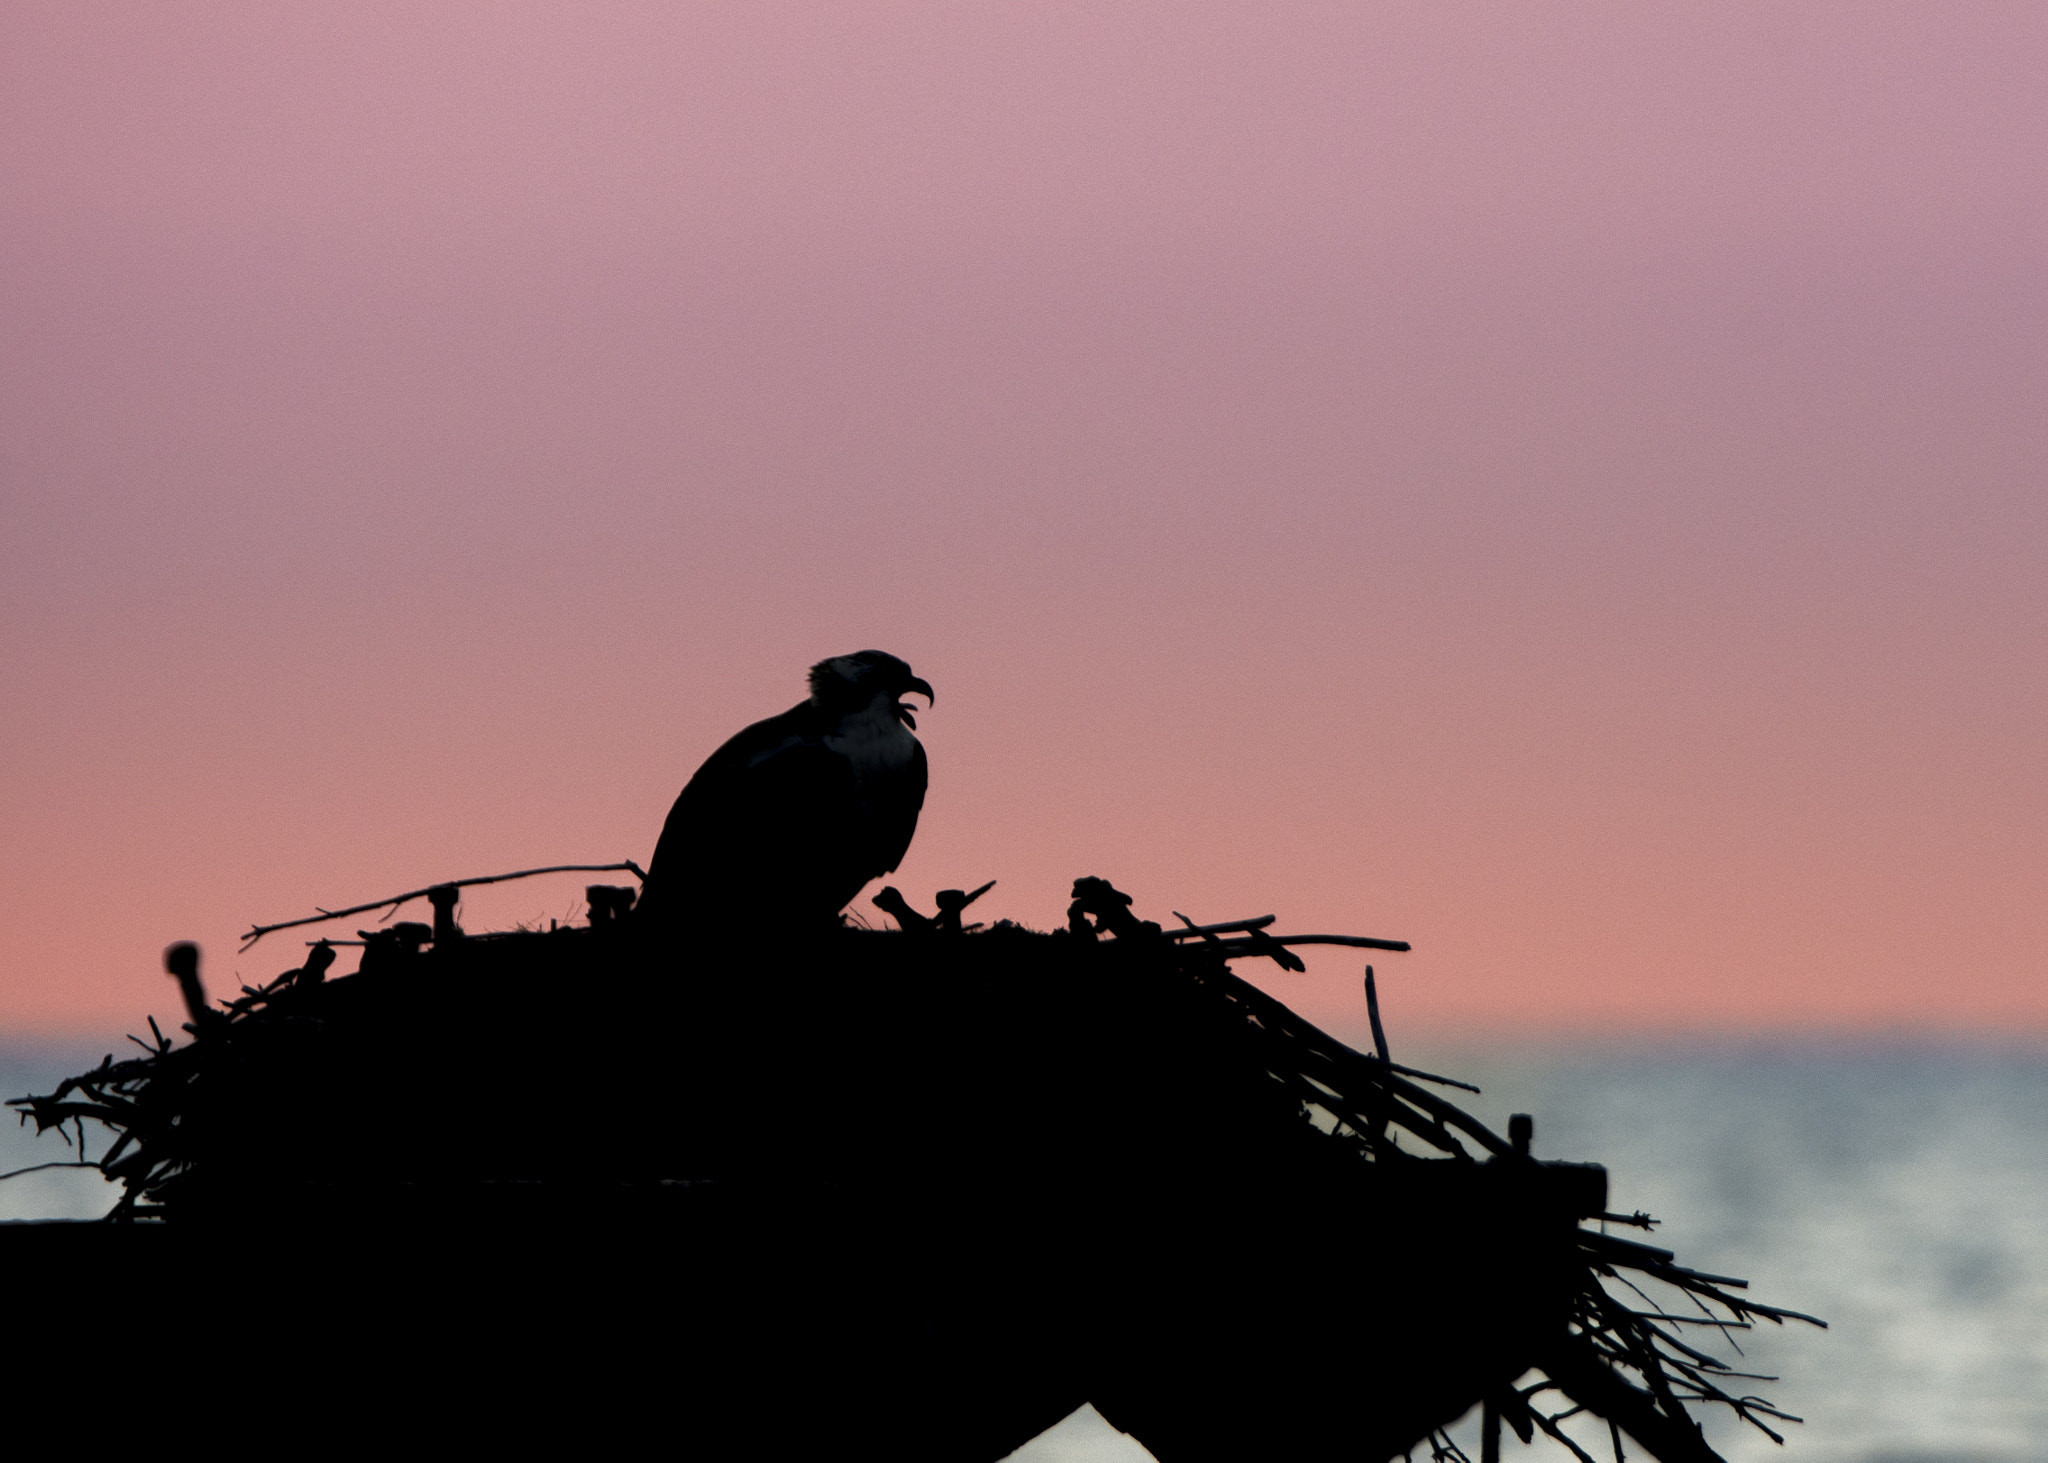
[{"xmin": 9, "ymin": 873, "xmax": 1818, "ymax": 1462}]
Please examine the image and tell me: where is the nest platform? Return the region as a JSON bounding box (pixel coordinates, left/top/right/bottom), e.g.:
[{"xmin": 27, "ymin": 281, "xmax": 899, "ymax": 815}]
[{"xmin": 9, "ymin": 882, "xmax": 1816, "ymax": 1460}]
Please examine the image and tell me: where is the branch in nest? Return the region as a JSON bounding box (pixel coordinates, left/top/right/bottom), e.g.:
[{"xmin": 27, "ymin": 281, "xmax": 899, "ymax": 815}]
[{"xmin": 240, "ymin": 861, "xmax": 648, "ymax": 950}]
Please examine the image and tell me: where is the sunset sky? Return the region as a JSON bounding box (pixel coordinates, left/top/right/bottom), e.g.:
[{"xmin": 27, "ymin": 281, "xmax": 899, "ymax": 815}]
[{"xmin": 3, "ymin": 3, "xmax": 2042, "ymax": 1040}]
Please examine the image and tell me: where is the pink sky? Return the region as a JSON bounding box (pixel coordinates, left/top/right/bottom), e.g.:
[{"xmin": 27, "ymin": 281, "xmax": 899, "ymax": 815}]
[{"xmin": 3, "ymin": 3, "xmax": 2043, "ymax": 1039}]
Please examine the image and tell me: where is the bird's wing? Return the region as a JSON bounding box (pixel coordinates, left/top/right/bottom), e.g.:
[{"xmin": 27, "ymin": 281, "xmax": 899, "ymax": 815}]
[
  {"xmin": 869, "ymin": 735, "xmax": 928, "ymax": 876},
  {"xmin": 645, "ymin": 702, "xmax": 832, "ymax": 889}
]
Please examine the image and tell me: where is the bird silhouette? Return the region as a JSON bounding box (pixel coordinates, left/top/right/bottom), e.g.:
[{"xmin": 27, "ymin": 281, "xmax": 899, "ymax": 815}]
[{"xmin": 637, "ymin": 651, "xmax": 933, "ymax": 932}]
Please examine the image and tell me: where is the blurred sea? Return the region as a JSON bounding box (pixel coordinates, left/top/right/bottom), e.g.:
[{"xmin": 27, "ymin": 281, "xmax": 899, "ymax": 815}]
[{"xmin": 7, "ymin": 1038, "xmax": 2044, "ymax": 1462}]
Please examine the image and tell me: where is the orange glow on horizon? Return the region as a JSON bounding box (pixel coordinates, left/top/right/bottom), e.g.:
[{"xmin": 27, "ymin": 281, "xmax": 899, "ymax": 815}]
[{"xmin": 3, "ymin": 4, "xmax": 2043, "ymax": 1038}]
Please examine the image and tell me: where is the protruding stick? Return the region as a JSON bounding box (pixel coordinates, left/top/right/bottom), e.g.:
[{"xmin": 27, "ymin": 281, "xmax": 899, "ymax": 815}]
[
  {"xmin": 1243, "ymin": 927, "xmax": 1307, "ymax": 972},
  {"xmin": 427, "ymin": 885, "xmax": 462, "ymax": 944},
  {"xmin": 1173, "ymin": 912, "xmax": 1226, "ymax": 946},
  {"xmin": 1364, "ymin": 965, "xmax": 1391, "ymax": 1063},
  {"xmin": 872, "ymin": 886, "xmax": 933, "ymax": 933},
  {"xmin": 933, "ymin": 879, "xmax": 996, "ymax": 934},
  {"xmin": 1166, "ymin": 914, "xmax": 1278, "ymax": 940},
  {"xmin": 1510, "ymin": 1113, "xmax": 1534, "ymax": 1156},
  {"xmin": 239, "ymin": 860, "xmax": 648, "ymax": 950},
  {"xmin": 1261, "ymin": 934, "xmax": 1411, "ymax": 952},
  {"xmin": 164, "ymin": 942, "xmax": 207, "ymax": 1026},
  {"xmin": 300, "ymin": 940, "xmax": 337, "ymax": 984}
]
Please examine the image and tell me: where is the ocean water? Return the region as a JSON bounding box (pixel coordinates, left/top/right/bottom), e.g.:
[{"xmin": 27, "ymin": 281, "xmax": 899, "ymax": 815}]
[
  {"xmin": 6, "ymin": 1039, "xmax": 2044, "ymax": 1462},
  {"xmin": 999, "ymin": 1041, "xmax": 2048, "ymax": 1463},
  {"xmin": 0, "ymin": 1042, "xmax": 126, "ymax": 1222},
  {"xmin": 1413, "ymin": 1041, "xmax": 2048, "ymax": 1463}
]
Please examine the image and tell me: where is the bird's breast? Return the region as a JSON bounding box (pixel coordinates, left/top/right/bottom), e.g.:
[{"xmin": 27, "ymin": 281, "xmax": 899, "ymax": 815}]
[{"xmin": 822, "ymin": 705, "xmax": 920, "ymax": 779}]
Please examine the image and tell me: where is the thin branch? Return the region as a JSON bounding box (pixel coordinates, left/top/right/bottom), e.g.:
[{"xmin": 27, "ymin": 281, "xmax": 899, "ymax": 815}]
[
  {"xmin": 1215, "ymin": 933, "xmax": 1413, "ymax": 953},
  {"xmin": 0, "ymin": 1160, "xmax": 104, "ymax": 1183},
  {"xmin": 1380, "ymin": 1060, "xmax": 1481, "ymax": 1095},
  {"xmin": 1166, "ymin": 914, "xmax": 1277, "ymax": 939},
  {"xmin": 240, "ymin": 861, "xmax": 648, "ymax": 949}
]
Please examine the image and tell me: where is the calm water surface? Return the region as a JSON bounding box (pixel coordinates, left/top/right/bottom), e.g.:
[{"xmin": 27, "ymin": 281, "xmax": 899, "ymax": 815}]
[
  {"xmin": 7, "ymin": 1039, "xmax": 2043, "ymax": 1462},
  {"xmin": 1009, "ymin": 1041, "xmax": 2048, "ymax": 1463}
]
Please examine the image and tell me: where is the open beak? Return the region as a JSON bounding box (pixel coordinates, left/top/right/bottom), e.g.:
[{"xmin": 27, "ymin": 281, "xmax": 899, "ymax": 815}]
[{"xmin": 895, "ymin": 676, "xmax": 933, "ymax": 730}]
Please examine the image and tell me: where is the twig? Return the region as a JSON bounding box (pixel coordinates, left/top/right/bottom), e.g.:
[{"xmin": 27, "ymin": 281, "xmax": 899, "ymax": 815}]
[
  {"xmin": 0, "ymin": 1160, "xmax": 104, "ymax": 1183},
  {"xmin": 1215, "ymin": 933, "xmax": 1413, "ymax": 953},
  {"xmin": 1365, "ymin": 965, "xmax": 1391, "ymax": 1061},
  {"xmin": 1166, "ymin": 915, "xmax": 1278, "ymax": 940},
  {"xmin": 1381, "ymin": 1062, "xmax": 1481, "ymax": 1095},
  {"xmin": 240, "ymin": 861, "xmax": 648, "ymax": 949}
]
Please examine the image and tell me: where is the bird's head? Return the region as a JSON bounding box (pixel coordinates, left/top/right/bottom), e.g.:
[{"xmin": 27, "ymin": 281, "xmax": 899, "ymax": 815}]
[{"xmin": 809, "ymin": 650, "xmax": 935, "ymax": 728}]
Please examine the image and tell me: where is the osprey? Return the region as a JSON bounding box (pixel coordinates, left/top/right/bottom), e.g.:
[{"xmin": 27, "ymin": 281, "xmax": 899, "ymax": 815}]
[{"xmin": 636, "ymin": 651, "xmax": 933, "ymax": 930}]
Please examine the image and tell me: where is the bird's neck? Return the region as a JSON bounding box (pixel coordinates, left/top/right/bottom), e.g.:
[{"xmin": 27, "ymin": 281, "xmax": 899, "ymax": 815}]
[{"xmin": 822, "ymin": 694, "xmax": 917, "ymax": 774}]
